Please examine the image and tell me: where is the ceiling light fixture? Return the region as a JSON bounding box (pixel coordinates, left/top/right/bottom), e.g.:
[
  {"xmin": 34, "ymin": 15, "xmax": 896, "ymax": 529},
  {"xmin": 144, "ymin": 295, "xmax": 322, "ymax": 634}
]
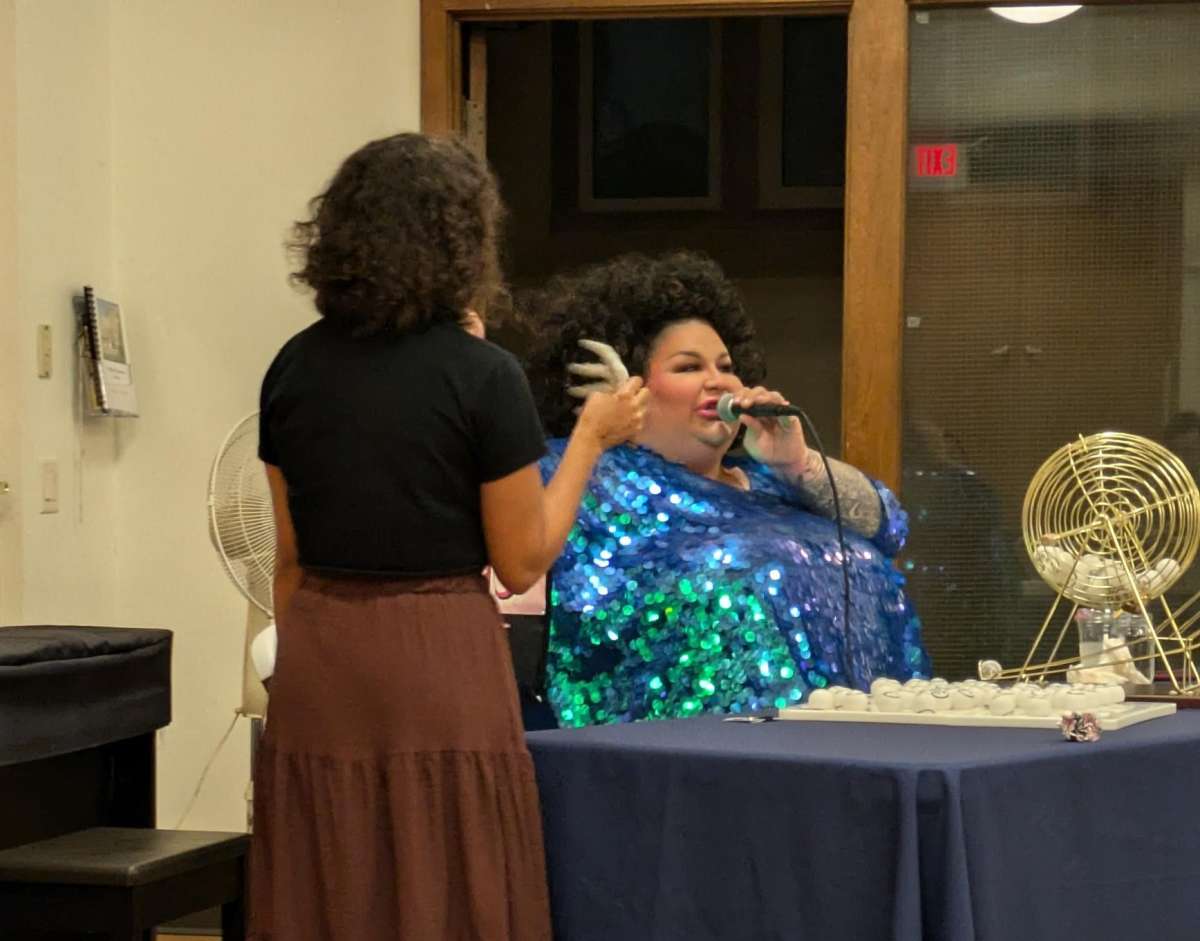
[{"xmin": 990, "ymin": 5, "xmax": 1082, "ymax": 24}]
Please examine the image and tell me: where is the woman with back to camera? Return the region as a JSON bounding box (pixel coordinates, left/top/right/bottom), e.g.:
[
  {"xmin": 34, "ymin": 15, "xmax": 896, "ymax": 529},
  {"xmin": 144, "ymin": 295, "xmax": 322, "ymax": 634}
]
[
  {"xmin": 250, "ymin": 133, "xmax": 646, "ymax": 941},
  {"xmin": 523, "ymin": 251, "xmax": 929, "ymax": 727}
]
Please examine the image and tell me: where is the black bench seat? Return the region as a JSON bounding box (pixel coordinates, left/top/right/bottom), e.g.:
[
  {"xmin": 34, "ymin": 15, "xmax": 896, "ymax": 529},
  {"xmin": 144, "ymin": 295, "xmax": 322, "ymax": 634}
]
[{"xmin": 0, "ymin": 827, "xmax": 248, "ymax": 939}]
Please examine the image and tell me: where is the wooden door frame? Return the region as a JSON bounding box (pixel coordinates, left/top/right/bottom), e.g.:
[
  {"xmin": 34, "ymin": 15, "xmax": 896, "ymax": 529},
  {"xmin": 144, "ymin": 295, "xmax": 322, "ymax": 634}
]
[{"xmin": 421, "ymin": 0, "xmax": 907, "ymax": 485}]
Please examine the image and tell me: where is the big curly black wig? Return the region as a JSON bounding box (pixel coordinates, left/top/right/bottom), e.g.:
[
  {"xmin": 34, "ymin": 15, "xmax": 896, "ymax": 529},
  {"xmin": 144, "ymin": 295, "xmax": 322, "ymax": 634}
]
[
  {"xmin": 289, "ymin": 133, "xmax": 504, "ymax": 337},
  {"xmin": 522, "ymin": 252, "xmax": 766, "ymax": 437}
]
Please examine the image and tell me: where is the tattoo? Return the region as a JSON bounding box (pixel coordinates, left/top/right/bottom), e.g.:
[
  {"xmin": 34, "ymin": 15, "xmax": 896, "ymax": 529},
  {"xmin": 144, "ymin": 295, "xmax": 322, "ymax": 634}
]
[{"xmin": 785, "ymin": 451, "xmax": 882, "ymax": 539}]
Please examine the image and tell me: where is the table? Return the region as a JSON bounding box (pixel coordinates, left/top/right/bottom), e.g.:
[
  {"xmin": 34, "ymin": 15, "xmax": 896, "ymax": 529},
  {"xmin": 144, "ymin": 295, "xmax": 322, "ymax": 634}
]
[{"xmin": 528, "ymin": 712, "xmax": 1200, "ymax": 941}]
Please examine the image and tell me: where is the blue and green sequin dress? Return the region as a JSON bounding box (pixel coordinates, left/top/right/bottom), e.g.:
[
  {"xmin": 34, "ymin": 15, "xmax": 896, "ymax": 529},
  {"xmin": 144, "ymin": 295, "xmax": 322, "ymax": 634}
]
[{"xmin": 540, "ymin": 439, "xmax": 930, "ymax": 727}]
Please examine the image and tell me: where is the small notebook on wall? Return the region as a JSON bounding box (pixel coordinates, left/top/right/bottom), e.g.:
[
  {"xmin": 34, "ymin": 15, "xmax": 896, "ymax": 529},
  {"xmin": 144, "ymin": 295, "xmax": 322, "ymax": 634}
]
[{"xmin": 76, "ymin": 285, "xmax": 138, "ymax": 417}]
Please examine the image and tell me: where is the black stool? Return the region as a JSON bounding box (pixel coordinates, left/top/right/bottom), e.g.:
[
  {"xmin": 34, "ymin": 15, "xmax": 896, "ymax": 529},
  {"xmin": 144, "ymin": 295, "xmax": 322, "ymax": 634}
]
[{"xmin": 0, "ymin": 827, "xmax": 248, "ymax": 940}]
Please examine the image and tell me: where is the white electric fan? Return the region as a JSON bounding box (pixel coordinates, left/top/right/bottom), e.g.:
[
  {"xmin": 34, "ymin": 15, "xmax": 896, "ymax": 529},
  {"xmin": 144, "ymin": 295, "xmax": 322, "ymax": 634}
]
[
  {"xmin": 174, "ymin": 411, "xmax": 278, "ymax": 831},
  {"xmin": 207, "ymin": 411, "xmax": 276, "ymax": 721}
]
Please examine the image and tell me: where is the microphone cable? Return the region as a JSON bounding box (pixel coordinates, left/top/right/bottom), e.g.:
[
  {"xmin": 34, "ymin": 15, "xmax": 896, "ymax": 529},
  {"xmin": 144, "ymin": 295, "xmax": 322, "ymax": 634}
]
[
  {"xmin": 716, "ymin": 393, "xmax": 856, "ymax": 685},
  {"xmin": 790, "ymin": 409, "xmax": 856, "ymax": 690}
]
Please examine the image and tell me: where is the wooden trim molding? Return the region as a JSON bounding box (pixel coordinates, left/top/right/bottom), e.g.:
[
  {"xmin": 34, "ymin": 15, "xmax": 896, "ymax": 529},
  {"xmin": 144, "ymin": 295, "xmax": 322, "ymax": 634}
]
[
  {"xmin": 841, "ymin": 0, "xmax": 906, "ymax": 488},
  {"xmin": 422, "ymin": 0, "xmax": 854, "ymax": 134},
  {"xmin": 912, "ymin": 0, "xmax": 1197, "ymax": 7},
  {"xmin": 421, "ymin": 0, "xmax": 462, "ymax": 136},
  {"xmin": 437, "ymin": 0, "xmax": 847, "ymax": 16}
]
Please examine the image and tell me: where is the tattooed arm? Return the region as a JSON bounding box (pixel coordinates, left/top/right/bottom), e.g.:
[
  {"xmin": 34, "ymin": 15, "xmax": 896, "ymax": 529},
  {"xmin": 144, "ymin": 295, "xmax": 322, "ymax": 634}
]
[
  {"xmin": 728, "ymin": 385, "xmax": 892, "ymax": 544},
  {"xmin": 777, "ymin": 449, "xmax": 883, "ymax": 540}
]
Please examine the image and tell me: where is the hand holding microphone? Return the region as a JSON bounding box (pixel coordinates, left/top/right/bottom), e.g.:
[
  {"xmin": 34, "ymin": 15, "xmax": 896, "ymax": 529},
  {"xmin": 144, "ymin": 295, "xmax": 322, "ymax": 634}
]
[
  {"xmin": 718, "ymin": 387, "xmax": 809, "ymax": 470},
  {"xmin": 715, "ymin": 392, "xmax": 803, "ymax": 421}
]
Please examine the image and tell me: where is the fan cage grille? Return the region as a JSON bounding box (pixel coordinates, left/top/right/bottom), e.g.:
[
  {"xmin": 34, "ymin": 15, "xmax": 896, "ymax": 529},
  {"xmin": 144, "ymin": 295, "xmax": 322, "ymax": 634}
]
[{"xmin": 209, "ymin": 412, "xmax": 275, "ymax": 615}]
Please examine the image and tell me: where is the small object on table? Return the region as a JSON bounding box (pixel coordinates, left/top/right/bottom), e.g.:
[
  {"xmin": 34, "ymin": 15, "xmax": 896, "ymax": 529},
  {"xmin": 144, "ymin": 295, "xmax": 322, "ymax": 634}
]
[
  {"xmin": 722, "ymin": 712, "xmax": 776, "ymax": 723},
  {"xmin": 1061, "ymin": 711, "xmax": 1102, "ymax": 742}
]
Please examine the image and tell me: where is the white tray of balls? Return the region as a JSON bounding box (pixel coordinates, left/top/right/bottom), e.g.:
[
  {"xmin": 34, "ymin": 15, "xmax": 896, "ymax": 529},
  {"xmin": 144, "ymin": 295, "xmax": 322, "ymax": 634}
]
[{"xmin": 776, "ymin": 678, "xmax": 1176, "ymax": 730}]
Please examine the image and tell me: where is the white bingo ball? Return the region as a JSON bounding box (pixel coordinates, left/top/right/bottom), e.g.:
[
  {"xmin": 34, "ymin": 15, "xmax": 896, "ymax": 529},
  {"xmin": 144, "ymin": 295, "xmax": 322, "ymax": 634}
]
[
  {"xmin": 988, "ymin": 693, "xmax": 1016, "ymax": 716},
  {"xmin": 1099, "ymin": 684, "xmax": 1126, "ymax": 705},
  {"xmin": 807, "ymin": 688, "xmax": 835, "ymax": 710},
  {"xmin": 912, "ymin": 691, "xmax": 937, "ymax": 713},
  {"xmin": 830, "ymin": 686, "xmax": 854, "ymax": 708},
  {"xmin": 843, "ymin": 690, "xmax": 870, "ymax": 712},
  {"xmin": 949, "ymin": 688, "xmax": 978, "ymax": 711}
]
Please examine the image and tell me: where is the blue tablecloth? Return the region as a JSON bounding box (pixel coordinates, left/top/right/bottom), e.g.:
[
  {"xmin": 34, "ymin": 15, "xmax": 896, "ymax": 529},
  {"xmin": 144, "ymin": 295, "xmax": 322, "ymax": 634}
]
[{"xmin": 527, "ymin": 712, "xmax": 1200, "ymax": 941}]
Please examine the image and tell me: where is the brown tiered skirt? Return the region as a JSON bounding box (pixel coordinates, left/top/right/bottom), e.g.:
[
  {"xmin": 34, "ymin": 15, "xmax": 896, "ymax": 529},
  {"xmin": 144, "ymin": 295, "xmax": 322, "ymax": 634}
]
[{"xmin": 249, "ymin": 573, "xmax": 551, "ymax": 941}]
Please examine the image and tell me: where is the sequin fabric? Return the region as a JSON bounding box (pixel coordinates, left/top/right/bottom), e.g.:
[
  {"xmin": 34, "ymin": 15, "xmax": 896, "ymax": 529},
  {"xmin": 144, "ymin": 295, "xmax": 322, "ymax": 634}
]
[{"xmin": 540, "ymin": 440, "xmax": 931, "ymax": 727}]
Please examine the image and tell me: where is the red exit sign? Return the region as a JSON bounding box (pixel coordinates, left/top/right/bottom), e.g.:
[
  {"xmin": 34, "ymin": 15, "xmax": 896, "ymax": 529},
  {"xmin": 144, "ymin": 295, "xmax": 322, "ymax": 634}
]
[{"xmin": 913, "ymin": 144, "xmax": 959, "ymax": 178}]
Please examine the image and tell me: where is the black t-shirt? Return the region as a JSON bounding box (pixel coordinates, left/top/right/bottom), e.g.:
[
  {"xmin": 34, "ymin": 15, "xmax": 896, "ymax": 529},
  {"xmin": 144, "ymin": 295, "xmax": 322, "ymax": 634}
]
[{"xmin": 259, "ymin": 319, "xmax": 546, "ymax": 576}]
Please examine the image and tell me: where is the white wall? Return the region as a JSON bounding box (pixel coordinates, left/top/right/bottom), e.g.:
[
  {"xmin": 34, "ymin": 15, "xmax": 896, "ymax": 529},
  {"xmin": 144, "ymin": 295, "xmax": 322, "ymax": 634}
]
[{"xmin": 3, "ymin": 0, "xmax": 421, "ymax": 832}]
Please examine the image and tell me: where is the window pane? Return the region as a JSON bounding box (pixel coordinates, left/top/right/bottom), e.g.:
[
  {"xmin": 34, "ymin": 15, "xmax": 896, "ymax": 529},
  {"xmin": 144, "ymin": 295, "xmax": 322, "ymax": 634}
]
[
  {"xmin": 781, "ymin": 17, "xmax": 846, "ymax": 188},
  {"xmin": 902, "ymin": 5, "xmax": 1200, "ymax": 679},
  {"xmin": 591, "ymin": 20, "xmax": 712, "ymax": 200}
]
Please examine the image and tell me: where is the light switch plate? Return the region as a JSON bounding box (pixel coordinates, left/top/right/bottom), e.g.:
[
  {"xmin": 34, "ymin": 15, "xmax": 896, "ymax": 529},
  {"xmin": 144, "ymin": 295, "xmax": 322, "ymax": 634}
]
[
  {"xmin": 40, "ymin": 459, "xmax": 59, "ymax": 514},
  {"xmin": 37, "ymin": 324, "xmax": 52, "ymax": 378}
]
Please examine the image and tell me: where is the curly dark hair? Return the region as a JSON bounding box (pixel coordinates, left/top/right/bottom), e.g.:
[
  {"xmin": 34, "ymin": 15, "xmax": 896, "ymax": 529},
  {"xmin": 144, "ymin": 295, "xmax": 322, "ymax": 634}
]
[
  {"xmin": 522, "ymin": 252, "xmax": 766, "ymax": 436},
  {"xmin": 289, "ymin": 133, "xmax": 505, "ymax": 337}
]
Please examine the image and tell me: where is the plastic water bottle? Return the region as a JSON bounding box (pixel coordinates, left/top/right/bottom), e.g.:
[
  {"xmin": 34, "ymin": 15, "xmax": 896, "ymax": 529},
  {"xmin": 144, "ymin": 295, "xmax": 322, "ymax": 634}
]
[{"xmin": 1075, "ymin": 607, "xmax": 1110, "ymax": 667}]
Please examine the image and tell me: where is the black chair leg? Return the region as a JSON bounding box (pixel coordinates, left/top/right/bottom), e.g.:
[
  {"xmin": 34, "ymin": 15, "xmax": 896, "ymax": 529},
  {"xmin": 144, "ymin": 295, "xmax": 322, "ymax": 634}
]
[
  {"xmin": 222, "ymin": 895, "xmax": 247, "ymax": 941},
  {"xmin": 109, "ymin": 909, "xmax": 151, "ymax": 941}
]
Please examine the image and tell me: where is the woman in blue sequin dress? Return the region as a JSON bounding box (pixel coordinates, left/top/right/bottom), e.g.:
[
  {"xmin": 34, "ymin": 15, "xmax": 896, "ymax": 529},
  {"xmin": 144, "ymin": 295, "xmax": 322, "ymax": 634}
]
[{"xmin": 524, "ymin": 252, "xmax": 931, "ymax": 727}]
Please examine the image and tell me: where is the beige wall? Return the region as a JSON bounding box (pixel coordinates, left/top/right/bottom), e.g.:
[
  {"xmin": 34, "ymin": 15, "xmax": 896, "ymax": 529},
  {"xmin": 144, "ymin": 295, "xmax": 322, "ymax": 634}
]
[
  {"xmin": 3, "ymin": 0, "xmax": 420, "ymax": 831},
  {"xmin": 0, "ymin": 0, "xmax": 122, "ymax": 626},
  {"xmin": 14, "ymin": 0, "xmax": 122, "ymax": 626},
  {"xmin": 0, "ymin": 3, "xmax": 19, "ymax": 622}
]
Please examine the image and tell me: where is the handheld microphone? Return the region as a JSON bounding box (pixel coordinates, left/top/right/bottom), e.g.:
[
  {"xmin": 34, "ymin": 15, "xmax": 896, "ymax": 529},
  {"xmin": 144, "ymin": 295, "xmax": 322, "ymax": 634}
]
[{"xmin": 716, "ymin": 393, "xmax": 803, "ymax": 423}]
